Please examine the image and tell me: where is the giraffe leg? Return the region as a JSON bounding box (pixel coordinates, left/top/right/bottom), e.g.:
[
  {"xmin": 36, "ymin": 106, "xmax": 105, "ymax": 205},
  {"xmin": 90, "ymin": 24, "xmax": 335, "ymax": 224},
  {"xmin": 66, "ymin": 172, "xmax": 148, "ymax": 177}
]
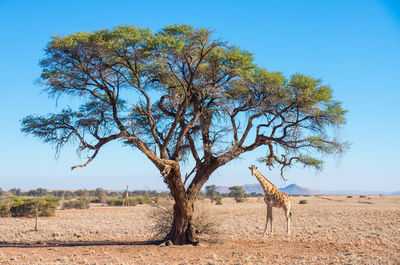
[
  {"xmin": 268, "ymin": 205, "xmax": 273, "ymax": 234},
  {"xmin": 284, "ymin": 206, "xmax": 292, "ymax": 236},
  {"xmin": 264, "ymin": 205, "xmax": 269, "ymax": 235}
]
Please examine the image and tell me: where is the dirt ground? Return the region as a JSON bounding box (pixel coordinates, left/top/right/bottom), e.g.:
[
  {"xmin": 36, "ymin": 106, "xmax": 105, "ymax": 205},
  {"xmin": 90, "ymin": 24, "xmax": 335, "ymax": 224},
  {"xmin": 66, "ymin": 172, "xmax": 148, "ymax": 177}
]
[{"xmin": 0, "ymin": 195, "xmax": 399, "ymax": 264}]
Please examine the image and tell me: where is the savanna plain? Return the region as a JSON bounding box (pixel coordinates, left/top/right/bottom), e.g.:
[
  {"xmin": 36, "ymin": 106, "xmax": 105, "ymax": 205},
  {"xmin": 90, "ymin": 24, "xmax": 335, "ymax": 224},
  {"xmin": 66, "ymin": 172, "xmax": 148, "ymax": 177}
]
[{"xmin": 0, "ymin": 195, "xmax": 399, "ymax": 264}]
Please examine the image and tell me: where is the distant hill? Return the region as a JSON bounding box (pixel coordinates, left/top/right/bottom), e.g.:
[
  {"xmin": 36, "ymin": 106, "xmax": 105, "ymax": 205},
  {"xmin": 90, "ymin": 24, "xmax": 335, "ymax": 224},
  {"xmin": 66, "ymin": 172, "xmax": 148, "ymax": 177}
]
[
  {"xmin": 242, "ymin": 184, "xmax": 264, "ymax": 194},
  {"xmin": 215, "ymin": 184, "xmax": 397, "ymax": 196},
  {"xmin": 279, "ymin": 184, "xmax": 323, "ymax": 195},
  {"xmin": 216, "ymin": 183, "xmax": 323, "ymax": 195}
]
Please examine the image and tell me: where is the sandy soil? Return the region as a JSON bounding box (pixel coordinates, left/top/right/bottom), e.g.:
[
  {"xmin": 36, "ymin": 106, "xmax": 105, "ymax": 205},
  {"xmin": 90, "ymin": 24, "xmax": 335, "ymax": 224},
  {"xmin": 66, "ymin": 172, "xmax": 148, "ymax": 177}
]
[{"xmin": 0, "ymin": 195, "xmax": 399, "ymax": 264}]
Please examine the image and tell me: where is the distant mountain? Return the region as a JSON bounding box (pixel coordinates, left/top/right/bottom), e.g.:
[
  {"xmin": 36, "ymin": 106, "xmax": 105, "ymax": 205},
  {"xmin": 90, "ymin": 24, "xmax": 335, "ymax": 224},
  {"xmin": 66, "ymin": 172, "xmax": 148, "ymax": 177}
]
[
  {"xmin": 242, "ymin": 184, "xmax": 263, "ymax": 194},
  {"xmin": 279, "ymin": 184, "xmax": 323, "ymax": 195},
  {"xmin": 215, "ymin": 186, "xmax": 231, "ymax": 194},
  {"xmin": 215, "ymin": 184, "xmax": 397, "ymax": 196},
  {"xmin": 216, "ymin": 183, "xmax": 323, "ymax": 195}
]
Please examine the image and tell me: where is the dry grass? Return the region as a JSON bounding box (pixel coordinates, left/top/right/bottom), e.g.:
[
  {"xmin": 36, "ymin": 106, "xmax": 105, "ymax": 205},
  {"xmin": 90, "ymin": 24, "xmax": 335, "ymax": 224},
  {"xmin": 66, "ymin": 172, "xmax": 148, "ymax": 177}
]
[
  {"xmin": 148, "ymin": 199, "xmax": 220, "ymax": 242},
  {"xmin": 0, "ymin": 196, "xmax": 399, "ymax": 264}
]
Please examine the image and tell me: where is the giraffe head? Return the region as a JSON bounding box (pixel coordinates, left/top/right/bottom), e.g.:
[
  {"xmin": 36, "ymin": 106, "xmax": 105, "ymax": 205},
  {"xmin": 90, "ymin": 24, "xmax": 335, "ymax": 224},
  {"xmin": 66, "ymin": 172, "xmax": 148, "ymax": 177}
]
[{"xmin": 248, "ymin": 165, "xmax": 258, "ymax": 176}]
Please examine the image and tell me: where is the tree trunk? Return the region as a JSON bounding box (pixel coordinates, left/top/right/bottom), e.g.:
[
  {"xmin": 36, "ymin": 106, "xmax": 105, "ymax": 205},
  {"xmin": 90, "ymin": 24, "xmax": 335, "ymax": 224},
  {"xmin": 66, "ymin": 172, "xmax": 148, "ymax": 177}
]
[
  {"xmin": 164, "ymin": 197, "xmax": 198, "ymax": 245},
  {"xmin": 161, "ymin": 164, "xmax": 198, "ymax": 245},
  {"xmin": 161, "ymin": 160, "xmax": 219, "ymax": 245}
]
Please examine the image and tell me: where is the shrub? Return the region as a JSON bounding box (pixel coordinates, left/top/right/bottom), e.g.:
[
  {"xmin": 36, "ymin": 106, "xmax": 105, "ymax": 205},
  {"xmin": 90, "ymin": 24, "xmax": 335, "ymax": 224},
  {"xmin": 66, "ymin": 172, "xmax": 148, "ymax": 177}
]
[
  {"xmin": 229, "ymin": 186, "xmax": 246, "ymax": 203},
  {"xmin": 106, "ymin": 197, "xmax": 138, "ymax": 206},
  {"xmin": 62, "ymin": 198, "xmax": 90, "ymax": 209},
  {"xmin": 6, "ymin": 197, "xmax": 60, "ymax": 217},
  {"xmin": 299, "ymin": 200, "xmax": 308, "ymax": 204},
  {"xmin": 39, "ymin": 197, "xmax": 61, "ymax": 216},
  {"xmin": 215, "ymin": 195, "xmax": 223, "ymax": 205},
  {"xmin": 148, "ymin": 200, "xmax": 220, "ymax": 242},
  {"xmin": 106, "ymin": 198, "xmax": 123, "ymax": 206},
  {"xmin": 136, "ymin": 196, "xmax": 153, "ymax": 205},
  {"xmin": 0, "ymin": 199, "xmax": 13, "ymax": 217},
  {"xmin": 359, "ymin": 195, "xmax": 367, "ymax": 198},
  {"xmin": 347, "ymin": 196, "xmax": 353, "ymax": 198}
]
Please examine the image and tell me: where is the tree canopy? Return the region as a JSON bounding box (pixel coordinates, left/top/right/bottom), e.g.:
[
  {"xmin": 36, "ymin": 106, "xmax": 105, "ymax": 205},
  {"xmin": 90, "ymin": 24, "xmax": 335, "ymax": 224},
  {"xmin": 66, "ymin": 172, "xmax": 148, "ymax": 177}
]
[{"xmin": 22, "ymin": 24, "xmax": 347, "ymax": 244}]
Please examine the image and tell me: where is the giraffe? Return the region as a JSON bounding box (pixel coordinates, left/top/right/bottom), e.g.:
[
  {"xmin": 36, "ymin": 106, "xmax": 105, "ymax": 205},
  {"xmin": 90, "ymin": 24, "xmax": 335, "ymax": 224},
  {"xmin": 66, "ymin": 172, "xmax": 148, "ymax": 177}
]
[
  {"xmin": 123, "ymin": 185, "xmax": 129, "ymax": 206},
  {"xmin": 249, "ymin": 165, "xmax": 292, "ymax": 235}
]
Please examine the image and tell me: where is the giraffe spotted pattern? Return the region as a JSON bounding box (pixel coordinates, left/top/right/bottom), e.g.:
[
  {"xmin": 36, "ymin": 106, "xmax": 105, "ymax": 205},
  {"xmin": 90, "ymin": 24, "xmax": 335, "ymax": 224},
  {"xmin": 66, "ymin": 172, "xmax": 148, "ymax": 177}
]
[{"xmin": 249, "ymin": 165, "xmax": 292, "ymax": 235}]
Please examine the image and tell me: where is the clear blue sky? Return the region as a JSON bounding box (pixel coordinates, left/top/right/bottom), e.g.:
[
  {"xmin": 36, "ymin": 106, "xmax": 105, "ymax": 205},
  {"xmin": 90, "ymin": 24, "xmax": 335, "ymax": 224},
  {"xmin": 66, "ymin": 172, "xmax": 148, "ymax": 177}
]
[{"xmin": 0, "ymin": 0, "xmax": 399, "ymax": 192}]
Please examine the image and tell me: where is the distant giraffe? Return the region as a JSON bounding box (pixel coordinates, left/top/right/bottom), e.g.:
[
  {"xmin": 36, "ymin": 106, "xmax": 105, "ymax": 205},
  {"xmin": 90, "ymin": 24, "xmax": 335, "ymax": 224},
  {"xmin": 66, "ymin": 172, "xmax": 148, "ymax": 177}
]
[
  {"xmin": 249, "ymin": 165, "xmax": 292, "ymax": 235},
  {"xmin": 123, "ymin": 185, "xmax": 129, "ymax": 206}
]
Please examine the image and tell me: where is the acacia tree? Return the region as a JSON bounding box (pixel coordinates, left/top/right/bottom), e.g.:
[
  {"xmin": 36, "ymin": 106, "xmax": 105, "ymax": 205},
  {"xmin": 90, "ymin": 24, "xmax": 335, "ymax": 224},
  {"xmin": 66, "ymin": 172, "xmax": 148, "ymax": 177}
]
[
  {"xmin": 22, "ymin": 25, "xmax": 347, "ymax": 245},
  {"xmin": 205, "ymin": 185, "xmax": 218, "ymax": 203}
]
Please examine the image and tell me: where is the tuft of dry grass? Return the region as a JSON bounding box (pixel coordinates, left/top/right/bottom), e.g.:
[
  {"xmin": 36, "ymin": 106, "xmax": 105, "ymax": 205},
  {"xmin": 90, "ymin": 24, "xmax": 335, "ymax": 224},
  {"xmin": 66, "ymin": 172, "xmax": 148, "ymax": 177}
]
[
  {"xmin": 148, "ymin": 199, "xmax": 173, "ymax": 240},
  {"xmin": 148, "ymin": 199, "xmax": 220, "ymax": 243}
]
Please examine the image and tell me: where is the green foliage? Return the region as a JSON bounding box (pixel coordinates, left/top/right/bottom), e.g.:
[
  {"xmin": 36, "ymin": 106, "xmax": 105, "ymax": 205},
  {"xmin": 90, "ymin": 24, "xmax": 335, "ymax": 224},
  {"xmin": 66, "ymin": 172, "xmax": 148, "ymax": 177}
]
[
  {"xmin": 136, "ymin": 196, "xmax": 153, "ymax": 205},
  {"xmin": 299, "ymin": 200, "xmax": 308, "ymax": 204},
  {"xmin": 62, "ymin": 198, "xmax": 90, "ymax": 209},
  {"xmin": 106, "ymin": 197, "xmax": 137, "ymax": 206},
  {"xmin": 205, "ymin": 185, "xmax": 218, "ymax": 203},
  {"xmin": 229, "ymin": 186, "xmax": 246, "ymax": 203},
  {"xmin": 22, "ymin": 24, "xmax": 347, "ymax": 176},
  {"xmin": 0, "ymin": 199, "xmax": 13, "ymax": 217},
  {"xmin": 215, "ymin": 195, "xmax": 223, "ymax": 205},
  {"xmin": 106, "ymin": 198, "xmax": 124, "ymax": 206},
  {"xmin": 0, "ymin": 197, "xmax": 61, "ymax": 217}
]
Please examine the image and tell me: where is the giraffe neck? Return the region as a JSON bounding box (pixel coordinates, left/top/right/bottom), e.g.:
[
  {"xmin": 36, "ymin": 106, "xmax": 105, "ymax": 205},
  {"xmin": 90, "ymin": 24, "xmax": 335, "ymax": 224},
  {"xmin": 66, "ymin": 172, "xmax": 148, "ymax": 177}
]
[{"xmin": 254, "ymin": 169, "xmax": 278, "ymax": 195}]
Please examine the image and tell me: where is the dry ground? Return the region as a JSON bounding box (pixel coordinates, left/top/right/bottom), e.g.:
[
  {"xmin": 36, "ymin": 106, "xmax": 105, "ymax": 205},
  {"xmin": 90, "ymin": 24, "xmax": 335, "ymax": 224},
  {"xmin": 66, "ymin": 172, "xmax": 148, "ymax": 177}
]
[{"xmin": 0, "ymin": 195, "xmax": 399, "ymax": 264}]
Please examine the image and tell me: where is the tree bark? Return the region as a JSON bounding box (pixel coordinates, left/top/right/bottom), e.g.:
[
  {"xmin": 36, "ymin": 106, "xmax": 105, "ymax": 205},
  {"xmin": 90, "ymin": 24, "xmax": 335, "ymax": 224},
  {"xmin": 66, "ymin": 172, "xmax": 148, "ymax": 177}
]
[
  {"xmin": 164, "ymin": 197, "xmax": 198, "ymax": 245},
  {"xmin": 162, "ymin": 159, "xmax": 221, "ymax": 245},
  {"xmin": 161, "ymin": 164, "xmax": 198, "ymax": 245}
]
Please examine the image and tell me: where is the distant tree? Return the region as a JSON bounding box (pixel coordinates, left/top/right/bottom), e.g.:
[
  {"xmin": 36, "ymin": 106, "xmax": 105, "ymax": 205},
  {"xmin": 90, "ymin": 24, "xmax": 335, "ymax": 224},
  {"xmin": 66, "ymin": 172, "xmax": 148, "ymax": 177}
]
[
  {"xmin": 64, "ymin": 191, "xmax": 73, "ymax": 200},
  {"xmin": 108, "ymin": 191, "xmax": 122, "ymax": 197},
  {"xmin": 22, "ymin": 25, "xmax": 347, "ymax": 244},
  {"xmin": 51, "ymin": 190, "xmax": 66, "ymax": 197},
  {"xmin": 229, "ymin": 186, "xmax": 246, "ymax": 203},
  {"xmin": 26, "ymin": 189, "xmax": 38, "ymax": 197},
  {"xmin": 94, "ymin": 188, "xmax": 106, "ymax": 203},
  {"xmin": 249, "ymin": 192, "xmax": 263, "ymax": 197},
  {"xmin": 74, "ymin": 189, "xmax": 89, "ymax": 198},
  {"xmin": 26, "ymin": 188, "xmax": 48, "ymax": 197},
  {"xmin": 9, "ymin": 188, "xmax": 22, "ymax": 196},
  {"xmin": 205, "ymin": 185, "xmax": 218, "ymax": 203},
  {"xmin": 36, "ymin": 188, "xmax": 48, "ymax": 197}
]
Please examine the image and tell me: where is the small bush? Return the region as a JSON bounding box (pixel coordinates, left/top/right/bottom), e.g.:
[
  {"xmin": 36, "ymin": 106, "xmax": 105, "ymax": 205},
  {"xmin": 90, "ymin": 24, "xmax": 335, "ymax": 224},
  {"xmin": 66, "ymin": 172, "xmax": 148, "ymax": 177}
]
[
  {"xmin": 0, "ymin": 199, "xmax": 13, "ymax": 217},
  {"xmin": 106, "ymin": 198, "xmax": 123, "ymax": 206},
  {"xmin": 106, "ymin": 197, "xmax": 138, "ymax": 206},
  {"xmin": 4, "ymin": 197, "xmax": 60, "ymax": 217},
  {"xmin": 359, "ymin": 195, "xmax": 367, "ymax": 198},
  {"xmin": 62, "ymin": 198, "xmax": 90, "ymax": 209},
  {"xmin": 136, "ymin": 196, "xmax": 153, "ymax": 205},
  {"xmin": 229, "ymin": 186, "xmax": 246, "ymax": 203},
  {"xmin": 347, "ymin": 196, "xmax": 353, "ymax": 198},
  {"xmin": 215, "ymin": 195, "xmax": 222, "ymax": 205},
  {"xmin": 299, "ymin": 200, "xmax": 308, "ymax": 204},
  {"xmin": 90, "ymin": 197, "xmax": 101, "ymax": 203}
]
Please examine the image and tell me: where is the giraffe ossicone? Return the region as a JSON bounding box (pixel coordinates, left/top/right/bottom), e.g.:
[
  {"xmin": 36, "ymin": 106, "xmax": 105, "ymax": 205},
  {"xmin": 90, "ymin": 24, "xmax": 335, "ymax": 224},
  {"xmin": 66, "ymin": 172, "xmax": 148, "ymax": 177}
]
[{"xmin": 249, "ymin": 165, "xmax": 292, "ymax": 236}]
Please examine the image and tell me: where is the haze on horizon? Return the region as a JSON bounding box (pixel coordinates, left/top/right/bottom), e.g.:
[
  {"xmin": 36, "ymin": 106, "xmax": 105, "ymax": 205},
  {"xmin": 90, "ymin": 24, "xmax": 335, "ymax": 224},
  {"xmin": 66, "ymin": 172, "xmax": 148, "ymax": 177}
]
[{"xmin": 0, "ymin": 0, "xmax": 399, "ymax": 193}]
